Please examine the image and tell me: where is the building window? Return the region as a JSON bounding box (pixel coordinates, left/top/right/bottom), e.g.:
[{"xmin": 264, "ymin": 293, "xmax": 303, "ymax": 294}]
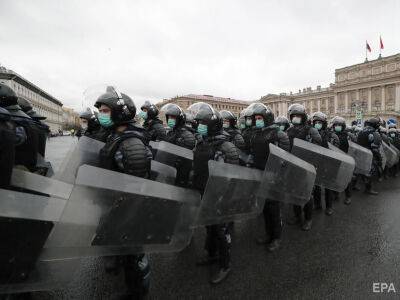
[{"xmin": 372, "ymin": 87, "xmax": 381, "ymax": 111}]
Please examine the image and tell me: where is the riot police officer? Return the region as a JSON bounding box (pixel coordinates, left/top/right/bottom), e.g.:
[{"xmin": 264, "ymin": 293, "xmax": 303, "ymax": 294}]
[
  {"xmin": 357, "ymin": 117, "xmax": 382, "ymax": 195},
  {"xmin": 220, "ymin": 110, "xmax": 246, "ymax": 151},
  {"xmin": 286, "ymin": 104, "xmax": 322, "ymax": 231},
  {"xmin": 161, "ymin": 103, "xmax": 196, "ymax": 187},
  {"xmin": 274, "ymin": 116, "xmax": 290, "ymax": 132},
  {"xmin": 311, "ymin": 112, "xmax": 339, "ymax": 216},
  {"xmin": 0, "ymin": 84, "xmax": 36, "ymax": 171},
  {"xmin": 240, "ymin": 108, "xmax": 254, "ymax": 155},
  {"xmin": 139, "ymin": 100, "xmax": 167, "ymax": 141},
  {"xmin": 0, "ymin": 107, "xmax": 16, "ymax": 188},
  {"xmin": 94, "ymin": 87, "xmax": 152, "ymax": 298},
  {"xmin": 247, "ymin": 103, "xmax": 290, "ymax": 251},
  {"xmin": 78, "ymin": 110, "xmax": 109, "ymax": 142},
  {"xmin": 184, "ymin": 111, "xmax": 197, "ymax": 133},
  {"xmin": 388, "ymin": 126, "xmax": 399, "ymax": 177},
  {"xmin": 331, "ymin": 116, "xmax": 354, "ymax": 204},
  {"xmin": 191, "ymin": 102, "xmax": 239, "ymax": 284}
]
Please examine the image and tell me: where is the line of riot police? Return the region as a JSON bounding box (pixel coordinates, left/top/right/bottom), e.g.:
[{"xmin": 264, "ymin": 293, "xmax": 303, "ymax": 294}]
[{"xmin": 1, "ymin": 82, "xmax": 400, "ymax": 299}]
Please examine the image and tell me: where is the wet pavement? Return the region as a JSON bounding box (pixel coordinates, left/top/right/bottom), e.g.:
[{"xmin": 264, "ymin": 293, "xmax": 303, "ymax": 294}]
[{"xmin": 34, "ymin": 137, "xmax": 400, "ymax": 299}]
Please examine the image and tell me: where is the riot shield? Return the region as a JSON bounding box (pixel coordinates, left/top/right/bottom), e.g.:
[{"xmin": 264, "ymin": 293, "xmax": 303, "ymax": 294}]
[
  {"xmin": 259, "ymin": 144, "xmax": 316, "ymax": 207},
  {"xmin": 0, "ymin": 189, "xmax": 73, "ymax": 294},
  {"xmin": 390, "ymin": 144, "xmax": 400, "ymax": 165},
  {"xmin": 150, "ymin": 160, "xmax": 177, "ymax": 185},
  {"xmin": 328, "ymin": 142, "xmax": 345, "ymax": 154},
  {"xmin": 382, "ymin": 142, "xmax": 397, "ymax": 168},
  {"xmin": 291, "ymin": 138, "xmax": 355, "ymax": 192},
  {"xmin": 10, "ymin": 168, "xmax": 73, "ymax": 199},
  {"xmin": 36, "ymin": 153, "xmax": 54, "ymax": 177},
  {"xmin": 380, "ymin": 145, "xmax": 387, "ymax": 170},
  {"xmin": 150, "ymin": 141, "xmax": 193, "ymax": 168},
  {"xmin": 347, "ymin": 141, "xmax": 373, "ymax": 176},
  {"xmin": 54, "ymin": 136, "xmax": 105, "ymax": 184},
  {"xmin": 43, "ymin": 165, "xmax": 200, "ymax": 260},
  {"xmin": 195, "ymin": 160, "xmax": 264, "ymax": 226}
]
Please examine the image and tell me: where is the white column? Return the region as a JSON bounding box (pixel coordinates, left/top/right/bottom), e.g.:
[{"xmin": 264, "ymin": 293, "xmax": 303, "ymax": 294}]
[
  {"xmin": 356, "ymin": 89, "xmax": 360, "ymax": 101},
  {"xmin": 344, "ymin": 92, "xmax": 349, "ymax": 114},
  {"xmin": 317, "ymin": 99, "xmax": 321, "ymax": 111},
  {"xmin": 334, "ymin": 94, "xmax": 338, "ymax": 114},
  {"xmin": 381, "ymin": 85, "xmax": 386, "ymax": 112},
  {"xmin": 368, "ymin": 88, "xmax": 372, "ymax": 113},
  {"xmin": 395, "ymin": 84, "xmax": 400, "ymax": 112}
]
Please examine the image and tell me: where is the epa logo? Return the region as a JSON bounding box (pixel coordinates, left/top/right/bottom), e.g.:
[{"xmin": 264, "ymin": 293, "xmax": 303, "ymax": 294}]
[{"xmin": 373, "ymin": 283, "xmax": 396, "ymax": 293}]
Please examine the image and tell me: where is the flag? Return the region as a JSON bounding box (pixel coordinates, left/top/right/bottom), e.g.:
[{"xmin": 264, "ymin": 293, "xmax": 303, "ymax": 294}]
[
  {"xmin": 366, "ymin": 41, "xmax": 371, "ymax": 52},
  {"xmin": 380, "ymin": 36, "xmax": 384, "ymax": 49}
]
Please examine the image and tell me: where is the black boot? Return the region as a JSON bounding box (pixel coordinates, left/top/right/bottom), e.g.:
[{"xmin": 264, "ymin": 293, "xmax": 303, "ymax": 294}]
[
  {"xmin": 344, "ymin": 197, "xmax": 351, "ymax": 205},
  {"xmin": 301, "ymin": 220, "xmax": 312, "ymax": 231},
  {"xmin": 210, "ymin": 267, "xmax": 231, "ymax": 284},
  {"xmin": 267, "ymin": 239, "xmax": 281, "ymax": 252},
  {"xmin": 325, "ymin": 207, "xmax": 333, "ymax": 216}
]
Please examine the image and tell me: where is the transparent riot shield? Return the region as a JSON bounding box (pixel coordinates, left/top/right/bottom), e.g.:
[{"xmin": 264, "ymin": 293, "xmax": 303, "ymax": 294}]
[
  {"xmin": 36, "ymin": 153, "xmax": 54, "ymax": 177},
  {"xmin": 328, "ymin": 142, "xmax": 345, "ymax": 154},
  {"xmin": 390, "ymin": 144, "xmax": 400, "ymax": 165},
  {"xmin": 195, "ymin": 160, "xmax": 264, "ymax": 226},
  {"xmin": 11, "ymin": 168, "xmax": 73, "ymax": 199},
  {"xmin": 0, "ymin": 189, "xmax": 74, "ymax": 294},
  {"xmin": 382, "ymin": 142, "xmax": 397, "ymax": 168},
  {"xmin": 150, "ymin": 141, "xmax": 193, "ymax": 168},
  {"xmin": 150, "ymin": 160, "xmax": 177, "ymax": 185},
  {"xmin": 43, "ymin": 165, "xmax": 200, "ymax": 260},
  {"xmin": 259, "ymin": 144, "xmax": 316, "ymax": 207},
  {"xmin": 380, "ymin": 145, "xmax": 387, "ymax": 170},
  {"xmin": 347, "ymin": 141, "xmax": 373, "ymax": 176},
  {"xmin": 54, "ymin": 136, "xmax": 105, "ymax": 184},
  {"xmin": 291, "ymin": 138, "xmax": 355, "ymax": 192}
]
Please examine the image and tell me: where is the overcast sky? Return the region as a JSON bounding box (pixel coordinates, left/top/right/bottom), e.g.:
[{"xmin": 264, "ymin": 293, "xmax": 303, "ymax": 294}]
[{"xmin": 1, "ymin": 0, "xmax": 399, "ymax": 111}]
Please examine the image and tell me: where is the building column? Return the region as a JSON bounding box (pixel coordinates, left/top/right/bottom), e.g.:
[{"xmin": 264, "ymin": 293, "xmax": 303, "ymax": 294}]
[
  {"xmin": 317, "ymin": 99, "xmax": 321, "ymax": 111},
  {"xmin": 356, "ymin": 89, "xmax": 360, "ymax": 101},
  {"xmin": 334, "ymin": 94, "xmax": 338, "ymax": 114},
  {"xmin": 344, "ymin": 92, "xmax": 349, "ymax": 114},
  {"xmin": 381, "ymin": 85, "xmax": 386, "ymax": 112},
  {"xmin": 368, "ymin": 88, "xmax": 372, "ymax": 113},
  {"xmin": 395, "ymin": 84, "xmax": 400, "ymax": 112}
]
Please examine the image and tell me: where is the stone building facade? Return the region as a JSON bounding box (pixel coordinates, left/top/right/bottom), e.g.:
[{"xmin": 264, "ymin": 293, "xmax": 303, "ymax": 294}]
[
  {"xmin": 261, "ymin": 53, "xmax": 400, "ymax": 124},
  {"xmin": 0, "ymin": 66, "xmax": 64, "ymax": 132}
]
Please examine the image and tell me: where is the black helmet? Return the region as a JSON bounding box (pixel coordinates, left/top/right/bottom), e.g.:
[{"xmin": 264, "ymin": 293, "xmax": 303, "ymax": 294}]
[
  {"xmin": 219, "ymin": 110, "xmax": 237, "ymax": 127},
  {"xmin": 79, "ymin": 110, "xmax": 95, "ymax": 121},
  {"xmin": 311, "ymin": 111, "xmax": 327, "ymax": 128},
  {"xmin": 17, "ymin": 97, "xmax": 33, "ymax": 113},
  {"xmin": 274, "ymin": 116, "xmax": 290, "ymax": 130},
  {"xmin": 388, "ymin": 123, "xmax": 397, "ymax": 129},
  {"xmin": 246, "ymin": 103, "xmax": 274, "ymax": 126},
  {"xmin": 0, "ymin": 106, "xmax": 11, "ymax": 121},
  {"xmin": 188, "ymin": 102, "xmax": 222, "ymax": 135},
  {"xmin": 0, "ymin": 83, "xmax": 18, "ymax": 108},
  {"xmin": 161, "ymin": 103, "xmax": 185, "ymax": 127},
  {"xmin": 5, "ymin": 104, "xmax": 31, "ymax": 119},
  {"xmin": 27, "ymin": 110, "xmax": 46, "ymax": 120},
  {"xmin": 288, "ymin": 103, "xmax": 307, "ymax": 123},
  {"xmin": 140, "ymin": 101, "xmax": 159, "ymax": 119},
  {"xmin": 351, "ymin": 120, "xmax": 358, "ymax": 126},
  {"xmin": 365, "ymin": 117, "xmax": 380, "ymax": 129},
  {"xmin": 94, "ymin": 86, "xmax": 136, "ymax": 125},
  {"xmin": 331, "ymin": 116, "xmax": 346, "ymax": 129}
]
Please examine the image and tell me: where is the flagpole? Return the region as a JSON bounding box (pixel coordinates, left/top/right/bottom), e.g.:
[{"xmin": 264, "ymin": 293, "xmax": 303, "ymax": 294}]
[
  {"xmin": 365, "ymin": 41, "xmax": 368, "ymax": 62},
  {"xmin": 378, "ymin": 35, "xmax": 382, "ymax": 59}
]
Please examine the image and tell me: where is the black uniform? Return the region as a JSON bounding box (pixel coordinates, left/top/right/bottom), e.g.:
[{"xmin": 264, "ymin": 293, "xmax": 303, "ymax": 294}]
[
  {"xmin": 357, "ymin": 124, "xmax": 382, "ymax": 192},
  {"xmin": 313, "ymin": 128, "xmax": 339, "ymax": 211},
  {"xmin": 193, "ymin": 134, "xmax": 239, "ymax": 270},
  {"xmin": 287, "ymin": 124, "xmax": 322, "ymax": 222},
  {"xmin": 143, "ymin": 118, "xmax": 167, "ymax": 141},
  {"xmin": 166, "ymin": 126, "xmax": 196, "ymax": 186},
  {"xmin": 250, "ymin": 125, "xmax": 290, "ymax": 243},
  {"xmin": 0, "ymin": 108, "xmax": 16, "ymax": 188}
]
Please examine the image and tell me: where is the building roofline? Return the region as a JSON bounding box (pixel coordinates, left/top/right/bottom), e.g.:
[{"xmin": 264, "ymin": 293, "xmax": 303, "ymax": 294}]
[
  {"xmin": 0, "ymin": 68, "xmax": 63, "ymax": 106},
  {"xmin": 335, "ymin": 53, "xmax": 400, "ymax": 72}
]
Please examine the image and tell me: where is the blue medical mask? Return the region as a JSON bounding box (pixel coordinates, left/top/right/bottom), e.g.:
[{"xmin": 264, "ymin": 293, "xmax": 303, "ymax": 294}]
[
  {"xmin": 167, "ymin": 118, "xmax": 176, "ymax": 128},
  {"xmin": 292, "ymin": 117, "xmax": 302, "ymax": 125},
  {"xmin": 390, "ymin": 133, "xmax": 396, "ymax": 138},
  {"xmin": 98, "ymin": 113, "xmax": 114, "ymax": 128},
  {"xmin": 139, "ymin": 111, "xmax": 148, "ymax": 120},
  {"xmin": 240, "ymin": 123, "xmax": 246, "ymax": 129},
  {"xmin": 255, "ymin": 119, "xmax": 265, "ymax": 128},
  {"xmin": 279, "ymin": 125, "xmax": 285, "ymax": 131},
  {"xmin": 245, "ymin": 118, "xmax": 253, "ymax": 127},
  {"xmin": 197, "ymin": 124, "xmax": 208, "ymax": 136},
  {"xmin": 314, "ymin": 123, "xmax": 323, "ymax": 130},
  {"xmin": 334, "ymin": 126, "xmax": 342, "ymax": 133},
  {"xmin": 223, "ymin": 123, "xmax": 229, "ymax": 129}
]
